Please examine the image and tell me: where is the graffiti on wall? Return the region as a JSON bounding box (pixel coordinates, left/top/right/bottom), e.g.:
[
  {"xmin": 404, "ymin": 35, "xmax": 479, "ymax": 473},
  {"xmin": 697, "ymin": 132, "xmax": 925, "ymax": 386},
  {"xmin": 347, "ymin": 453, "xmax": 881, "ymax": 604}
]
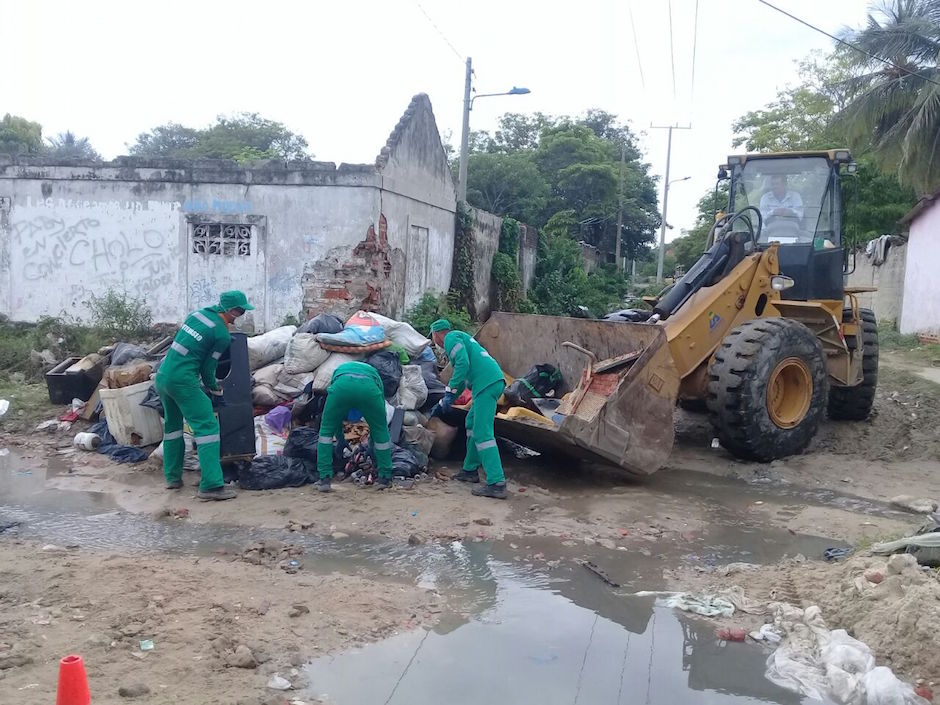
[{"xmin": 6, "ymin": 200, "xmax": 180, "ymax": 320}]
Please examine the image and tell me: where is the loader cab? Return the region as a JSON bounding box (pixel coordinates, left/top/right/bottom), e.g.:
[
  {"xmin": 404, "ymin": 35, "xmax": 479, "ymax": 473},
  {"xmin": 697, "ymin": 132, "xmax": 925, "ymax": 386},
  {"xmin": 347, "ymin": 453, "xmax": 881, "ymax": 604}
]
[{"xmin": 725, "ymin": 150, "xmax": 853, "ymax": 301}]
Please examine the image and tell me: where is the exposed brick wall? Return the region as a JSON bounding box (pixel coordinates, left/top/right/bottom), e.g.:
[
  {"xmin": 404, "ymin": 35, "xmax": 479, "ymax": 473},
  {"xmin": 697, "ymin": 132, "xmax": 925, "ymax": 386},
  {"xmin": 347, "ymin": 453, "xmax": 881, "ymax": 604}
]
[{"xmin": 301, "ymin": 214, "xmax": 406, "ymax": 321}]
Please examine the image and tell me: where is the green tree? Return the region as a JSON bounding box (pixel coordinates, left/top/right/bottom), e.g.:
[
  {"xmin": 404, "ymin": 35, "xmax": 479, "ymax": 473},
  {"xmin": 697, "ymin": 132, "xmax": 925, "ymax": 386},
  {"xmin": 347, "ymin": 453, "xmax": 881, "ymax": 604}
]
[
  {"xmin": 465, "ymin": 152, "xmax": 550, "ymax": 224},
  {"xmin": 671, "ymin": 183, "xmax": 731, "ymax": 269},
  {"xmin": 129, "ymin": 113, "xmax": 311, "ymax": 163},
  {"xmin": 0, "ymin": 114, "xmax": 43, "ymax": 155},
  {"xmin": 46, "ymin": 131, "xmax": 101, "ymax": 161},
  {"xmin": 837, "ymin": 0, "xmax": 940, "ymax": 194}
]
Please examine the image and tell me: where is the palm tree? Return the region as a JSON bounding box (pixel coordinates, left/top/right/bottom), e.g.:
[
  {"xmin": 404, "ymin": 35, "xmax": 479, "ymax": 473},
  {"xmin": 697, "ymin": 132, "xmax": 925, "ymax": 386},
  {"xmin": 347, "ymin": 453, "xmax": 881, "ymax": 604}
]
[
  {"xmin": 838, "ymin": 0, "xmax": 940, "ymax": 195},
  {"xmin": 45, "ymin": 131, "xmax": 101, "ymax": 161}
]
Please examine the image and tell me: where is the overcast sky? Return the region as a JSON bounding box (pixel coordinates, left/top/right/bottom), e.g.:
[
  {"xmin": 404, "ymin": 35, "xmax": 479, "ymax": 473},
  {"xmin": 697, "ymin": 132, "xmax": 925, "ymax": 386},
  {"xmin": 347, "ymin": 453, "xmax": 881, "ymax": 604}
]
[{"xmin": 1, "ymin": 0, "xmax": 871, "ymax": 237}]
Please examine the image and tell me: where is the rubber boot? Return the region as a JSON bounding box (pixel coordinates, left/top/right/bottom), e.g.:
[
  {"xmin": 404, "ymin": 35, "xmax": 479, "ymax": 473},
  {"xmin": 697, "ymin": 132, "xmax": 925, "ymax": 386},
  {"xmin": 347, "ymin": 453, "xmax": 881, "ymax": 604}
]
[
  {"xmin": 375, "ymin": 476, "xmax": 392, "ymax": 490},
  {"xmin": 315, "ymin": 478, "xmax": 333, "ymax": 493},
  {"xmin": 472, "ymin": 482, "xmax": 508, "ymax": 500},
  {"xmin": 165, "ymin": 480, "xmax": 183, "ymax": 490}
]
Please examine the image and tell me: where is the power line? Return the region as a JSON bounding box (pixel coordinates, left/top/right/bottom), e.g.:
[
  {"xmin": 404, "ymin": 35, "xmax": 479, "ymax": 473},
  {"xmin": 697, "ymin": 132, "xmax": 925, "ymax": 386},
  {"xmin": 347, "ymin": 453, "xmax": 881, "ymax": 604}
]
[
  {"xmin": 667, "ymin": 0, "xmax": 677, "ymax": 99},
  {"xmin": 755, "ymin": 0, "xmax": 940, "ymax": 89},
  {"xmin": 414, "ymin": 1, "xmax": 463, "ymax": 62},
  {"xmin": 690, "ymin": 0, "xmax": 700, "ymax": 102},
  {"xmin": 627, "ymin": 1, "xmax": 647, "ymax": 90}
]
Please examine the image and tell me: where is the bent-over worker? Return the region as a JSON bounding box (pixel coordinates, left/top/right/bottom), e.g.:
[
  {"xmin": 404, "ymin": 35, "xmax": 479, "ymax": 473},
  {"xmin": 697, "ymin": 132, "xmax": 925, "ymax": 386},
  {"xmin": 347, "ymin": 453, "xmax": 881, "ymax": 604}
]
[
  {"xmin": 430, "ymin": 319, "xmax": 508, "ymax": 500},
  {"xmin": 316, "ymin": 361, "xmax": 394, "ymax": 492},
  {"xmin": 155, "ymin": 290, "xmax": 253, "ymax": 501}
]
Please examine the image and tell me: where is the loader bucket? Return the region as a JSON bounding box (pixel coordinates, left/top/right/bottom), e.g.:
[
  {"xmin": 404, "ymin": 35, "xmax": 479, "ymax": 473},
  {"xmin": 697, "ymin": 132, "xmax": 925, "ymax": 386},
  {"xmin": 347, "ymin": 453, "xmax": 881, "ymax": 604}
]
[{"xmin": 475, "ymin": 313, "xmax": 679, "ymax": 476}]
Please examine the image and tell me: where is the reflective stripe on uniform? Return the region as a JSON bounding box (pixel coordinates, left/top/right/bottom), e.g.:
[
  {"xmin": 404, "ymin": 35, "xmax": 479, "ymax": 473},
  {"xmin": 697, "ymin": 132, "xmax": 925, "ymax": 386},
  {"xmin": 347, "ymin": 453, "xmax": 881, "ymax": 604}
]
[
  {"xmin": 466, "ymin": 430, "xmax": 474, "ymax": 438},
  {"xmin": 373, "ymin": 440, "xmax": 392, "ymax": 451},
  {"xmin": 318, "ymin": 438, "xmax": 336, "ymax": 445},
  {"xmin": 445, "ymin": 386, "xmax": 454, "ymax": 393},
  {"xmin": 212, "ymin": 351, "xmax": 222, "ymax": 360},
  {"xmin": 192, "ymin": 311, "xmax": 216, "ymax": 328},
  {"xmin": 476, "ymin": 439, "xmax": 498, "ymax": 451},
  {"xmin": 481, "ymin": 350, "xmax": 491, "ymax": 358},
  {"xmin": 164, "ymin": 430, "xmax": 184, "ymax": 441},
  {"xmin": 335, "ymin": 373, "xmax": 372, "ymax": 381},
  {"xmin": 194, "ymin": 434, "xmax": 220, "ymax": 445},
  {"xmin": 448, "ymin": 342, "xmax": 464, "ymax": 357},
  {"xmin": 171, "ymin": 341, "xmax": 190, "ymax": 356}
]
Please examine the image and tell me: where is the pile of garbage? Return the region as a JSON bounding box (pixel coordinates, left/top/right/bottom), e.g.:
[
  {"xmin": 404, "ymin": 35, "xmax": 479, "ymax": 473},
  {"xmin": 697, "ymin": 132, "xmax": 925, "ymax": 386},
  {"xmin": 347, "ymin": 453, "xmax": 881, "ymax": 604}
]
[
  {"xmin": 237, "ymin": 311, "xmax": 451, "ymax": 490},
  {"xmin": 38, "ymin": 338, "xmax": 175, "ymax": 464},
  {"xmin": 35, "ymin": 307, "xmax": 570, "ymax": 493}
]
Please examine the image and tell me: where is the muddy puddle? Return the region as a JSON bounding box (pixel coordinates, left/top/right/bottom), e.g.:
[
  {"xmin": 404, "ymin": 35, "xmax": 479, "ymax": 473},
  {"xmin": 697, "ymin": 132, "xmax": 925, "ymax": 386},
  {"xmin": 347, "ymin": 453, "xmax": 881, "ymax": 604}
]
[
  {"xmin": 304, "ymin": 541, "xmax": 828, "ymax": 705},
  {"xmin": 0, "ymin": 453, "xmax": 850, "ymax": 705}
]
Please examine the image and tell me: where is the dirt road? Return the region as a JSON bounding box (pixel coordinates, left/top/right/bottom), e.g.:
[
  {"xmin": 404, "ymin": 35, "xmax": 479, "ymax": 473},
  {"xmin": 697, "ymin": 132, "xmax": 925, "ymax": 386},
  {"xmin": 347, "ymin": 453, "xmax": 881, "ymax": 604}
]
[{"xmin": 1, "ymin": 362, "xmax": 937, "ymax": 703}]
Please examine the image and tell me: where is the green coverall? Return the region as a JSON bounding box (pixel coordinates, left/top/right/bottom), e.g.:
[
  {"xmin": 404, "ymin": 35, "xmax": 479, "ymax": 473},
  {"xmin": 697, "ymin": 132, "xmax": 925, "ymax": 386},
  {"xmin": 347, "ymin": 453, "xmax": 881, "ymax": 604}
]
[
  {"xmin": 316, "ymin": 362, "xmax": 393, "ymax": 480},
  {"xmin": 154, "ymin": 306, "xmax": 230, "ymax": 492},
  {"xmin": 444, "ymin": 331, "xmax": 506, "ymax": 484}
]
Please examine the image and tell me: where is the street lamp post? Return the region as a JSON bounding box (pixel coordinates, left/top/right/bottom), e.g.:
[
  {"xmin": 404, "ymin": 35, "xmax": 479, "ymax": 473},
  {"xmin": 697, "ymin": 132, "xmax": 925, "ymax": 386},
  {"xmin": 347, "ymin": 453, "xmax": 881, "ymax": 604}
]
[
  {"xmin": 456, "ymin": 57, "xmax": 530, "ymax": 202},
  {"xmin": 655, "ymin": 167, "xmax": 692, "ymax": 283}
]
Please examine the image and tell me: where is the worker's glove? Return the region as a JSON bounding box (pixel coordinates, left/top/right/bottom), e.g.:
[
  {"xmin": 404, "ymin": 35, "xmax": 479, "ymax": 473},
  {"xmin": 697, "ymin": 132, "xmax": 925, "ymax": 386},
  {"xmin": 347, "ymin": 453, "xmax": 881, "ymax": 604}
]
[{"xmin": 208, "ymin": 389, "xmax": 227, "ymax": 409}]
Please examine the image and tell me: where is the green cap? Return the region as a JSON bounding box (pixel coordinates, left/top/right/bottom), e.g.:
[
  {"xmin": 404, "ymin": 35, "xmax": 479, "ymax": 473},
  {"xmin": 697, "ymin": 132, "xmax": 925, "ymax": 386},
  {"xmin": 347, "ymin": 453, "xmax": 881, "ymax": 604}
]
[
  {"xmin": 219, "ymin": 290, "xmax": 254, "ymax": 311},
  {"xmin": 429, "ymin": 319, "xmax": 451, "ymax": 334}
]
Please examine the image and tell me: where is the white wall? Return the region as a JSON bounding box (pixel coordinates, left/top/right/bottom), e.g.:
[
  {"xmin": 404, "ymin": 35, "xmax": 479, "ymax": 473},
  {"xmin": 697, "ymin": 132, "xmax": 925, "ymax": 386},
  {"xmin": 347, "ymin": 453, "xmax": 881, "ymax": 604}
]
[
  {"xmin": 900, "ymin": 200, "xmax": 940, "ymax": 335},
  {"xmin": 0, "ymin": 161, "xmax": 452, "ymax": 331}
]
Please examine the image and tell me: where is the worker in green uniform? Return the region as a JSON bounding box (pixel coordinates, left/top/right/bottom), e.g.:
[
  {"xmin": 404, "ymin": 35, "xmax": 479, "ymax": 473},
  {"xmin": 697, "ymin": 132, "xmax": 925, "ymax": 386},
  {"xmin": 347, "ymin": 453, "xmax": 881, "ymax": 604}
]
[
  {"xmin": 430, "ymin": 319, "xmax": 508, "ymax": 500},
  {"xmin": 155, "ymin": 290, "xmax": 253, "ymax": 501},
  {"xmin": 315, "ymin": 361, "xmax": 394, "ymax": 493}
]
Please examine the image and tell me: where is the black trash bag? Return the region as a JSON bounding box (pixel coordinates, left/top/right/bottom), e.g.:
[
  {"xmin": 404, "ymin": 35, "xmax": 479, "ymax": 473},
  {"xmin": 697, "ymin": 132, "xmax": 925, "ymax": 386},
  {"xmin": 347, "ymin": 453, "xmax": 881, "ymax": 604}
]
[
  {"xmin": 503, "ymin": 364, "xmax": 563, "ymax": 412},
  {"xmin": 111, "ymin": 342, "xmax": 149, "ymax": 366},
  {"xmin": 604, "ymin": 308, "xmax": 653, "ymax": 323},
  {"xmin": 284, "ymin": 427, "xmax": 319, "ymax": 463},
  {"xmin": 390, "ymin": 443, "xmax": 426, "ymax": 478},
  {"xmin": 298, "ymin": 313, "xmax": 344, "ymax": 335},
  {"xmin": 292, "ymin": 383, "xmax": 327, "ymax": 427},
  {"xmin": 139, "ymin": 384, "xmax": 164, "ymax": 416},
  {"xmin": 366, "ymin": 350, "xmax": 403, "ymax": 399},
  {"xmin": 237, "ymin": 456, "xmax": 317, "ymax": 490}
]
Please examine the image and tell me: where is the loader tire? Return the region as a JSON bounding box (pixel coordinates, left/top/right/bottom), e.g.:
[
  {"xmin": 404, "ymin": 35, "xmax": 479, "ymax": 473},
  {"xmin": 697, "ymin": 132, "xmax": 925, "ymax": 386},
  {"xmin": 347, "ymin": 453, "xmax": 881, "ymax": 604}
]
[
  {"xmin": 828, "ymin": 308, "xmax": 878, "ymax": 420},
  {"xmin": 707, "ymin": 318, "xmax": 828, "ymax": 462}
]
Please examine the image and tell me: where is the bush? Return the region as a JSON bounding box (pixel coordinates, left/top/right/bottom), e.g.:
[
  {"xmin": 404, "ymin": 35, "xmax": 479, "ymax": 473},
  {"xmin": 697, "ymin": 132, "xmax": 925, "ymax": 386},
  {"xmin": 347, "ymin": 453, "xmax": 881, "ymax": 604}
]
[
  {"xmin": 404, "ymin": 292, "xmax": 474, "ymax": 337},
  {"xmin": 85, "ymin": 289, "xmax": 152, "ymax": 338},
  {"xmin": 0, "ymin": 317, "xmax": 115, "ymax": 381},
  {"xmin": 491, "ymin": 252, "xmax": 521, "ymax": 312}
]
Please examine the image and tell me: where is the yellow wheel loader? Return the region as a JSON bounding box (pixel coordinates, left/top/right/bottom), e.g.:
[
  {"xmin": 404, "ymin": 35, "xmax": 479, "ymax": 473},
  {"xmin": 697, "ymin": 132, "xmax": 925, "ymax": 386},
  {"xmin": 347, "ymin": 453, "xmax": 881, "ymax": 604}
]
[{"xmin": 474, "ymin": 150, "xmax": 878, "ymax": 474}]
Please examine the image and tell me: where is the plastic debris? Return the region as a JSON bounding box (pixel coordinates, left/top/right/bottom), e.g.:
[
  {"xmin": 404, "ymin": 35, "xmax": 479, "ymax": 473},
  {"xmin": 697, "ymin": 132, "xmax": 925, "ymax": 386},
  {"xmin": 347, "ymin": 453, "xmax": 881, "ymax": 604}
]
[
  {"xmin": 139, "ymin": 640, "xmax": 154, "ymax": 651},
  {"xmin": 266, "ymin": 675, "xmax": 291, "ymax": 690}
]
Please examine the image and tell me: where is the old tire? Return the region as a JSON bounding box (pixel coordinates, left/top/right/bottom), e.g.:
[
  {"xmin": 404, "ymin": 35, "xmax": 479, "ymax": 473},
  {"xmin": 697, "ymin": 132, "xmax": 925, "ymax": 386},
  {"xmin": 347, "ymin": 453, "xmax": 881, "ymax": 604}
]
[
  {"xmin": 828, "ymin": 308, "xmax": 878, "ymax": 420},
  {"xmin": 707, "ymin": 318, "xmax": 828, "ymax": 462}
]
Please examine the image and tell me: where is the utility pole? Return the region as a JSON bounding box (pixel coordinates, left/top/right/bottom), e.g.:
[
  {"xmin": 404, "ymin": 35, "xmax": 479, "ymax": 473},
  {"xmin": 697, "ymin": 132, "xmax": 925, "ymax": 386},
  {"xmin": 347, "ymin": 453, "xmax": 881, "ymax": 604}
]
[
  {"xmin": 457, "ymin": 57, "xmax": 473, "ymax": 203},
  {"xmin": 651, "ymin": 123, "xmax": 691, "ymax": 283},
  {"xmin": 615, "ymin": 144, "xmax": 625, "ymax": 274}
]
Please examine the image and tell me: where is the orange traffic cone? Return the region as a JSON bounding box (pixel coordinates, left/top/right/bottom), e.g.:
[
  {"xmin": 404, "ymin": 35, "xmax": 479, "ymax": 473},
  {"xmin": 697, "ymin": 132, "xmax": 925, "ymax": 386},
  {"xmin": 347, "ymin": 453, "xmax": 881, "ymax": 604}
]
[{"xmin": 56, "ymin": 654, "xmax": 90, "ymax": 705}]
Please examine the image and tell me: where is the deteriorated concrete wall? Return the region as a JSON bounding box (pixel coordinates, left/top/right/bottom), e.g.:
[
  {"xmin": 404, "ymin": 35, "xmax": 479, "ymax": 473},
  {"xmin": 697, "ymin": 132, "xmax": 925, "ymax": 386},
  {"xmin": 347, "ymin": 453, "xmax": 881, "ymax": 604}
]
[
  {"xmin": 467, "ymin": 207, "xmax": 502, "ymax": 319},
  {"xmin": 518, "ymin": 223, "xmax": 537, "ymax": 296},
  {"xmin": 846, "ymin": 241, "xmax": 906, "ymax": 327},
  {"xmin": 0, "ymin": 95, "xmax": 459, "ymax": 330}
]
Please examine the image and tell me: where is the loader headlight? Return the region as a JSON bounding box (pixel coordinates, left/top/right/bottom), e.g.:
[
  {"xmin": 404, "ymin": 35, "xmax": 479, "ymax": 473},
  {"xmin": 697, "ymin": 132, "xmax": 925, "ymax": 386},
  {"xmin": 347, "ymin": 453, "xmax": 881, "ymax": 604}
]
[{"xmin": 771, "ymin": 275, "xmax": 795, "ymax": 291}]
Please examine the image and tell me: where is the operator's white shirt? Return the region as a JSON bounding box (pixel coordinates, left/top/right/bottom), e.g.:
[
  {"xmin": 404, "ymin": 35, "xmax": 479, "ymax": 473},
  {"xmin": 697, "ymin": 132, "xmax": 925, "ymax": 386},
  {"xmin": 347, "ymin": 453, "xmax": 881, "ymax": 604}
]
[{"xmin": 759, "ymin": 190, "xmax": 804, "ymax": 221}]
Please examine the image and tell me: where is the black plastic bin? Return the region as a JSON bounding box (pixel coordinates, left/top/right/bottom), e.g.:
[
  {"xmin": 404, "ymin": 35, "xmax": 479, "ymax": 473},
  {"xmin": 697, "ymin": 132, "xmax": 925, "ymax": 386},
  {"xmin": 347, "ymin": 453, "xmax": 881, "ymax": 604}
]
[{"xmin": 45, "ymin": 357, "xmax": 104, "ymax": 405}]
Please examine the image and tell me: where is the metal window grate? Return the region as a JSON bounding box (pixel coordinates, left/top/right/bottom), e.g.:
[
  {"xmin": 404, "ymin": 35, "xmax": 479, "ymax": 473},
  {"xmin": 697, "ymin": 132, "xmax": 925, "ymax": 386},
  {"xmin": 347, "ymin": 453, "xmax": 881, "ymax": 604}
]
[{"xmin": 192, "ymin": 223, "xmax": 252, "ymax": 256}]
